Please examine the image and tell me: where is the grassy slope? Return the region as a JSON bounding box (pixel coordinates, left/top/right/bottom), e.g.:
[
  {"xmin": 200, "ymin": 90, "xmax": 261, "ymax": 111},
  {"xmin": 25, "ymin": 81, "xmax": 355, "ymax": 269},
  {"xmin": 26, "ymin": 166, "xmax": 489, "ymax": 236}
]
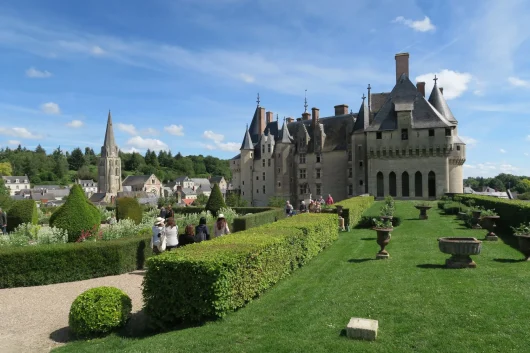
[{"xmin": 55, "ymin": 201, "xmax": 530, "ymax": 353}]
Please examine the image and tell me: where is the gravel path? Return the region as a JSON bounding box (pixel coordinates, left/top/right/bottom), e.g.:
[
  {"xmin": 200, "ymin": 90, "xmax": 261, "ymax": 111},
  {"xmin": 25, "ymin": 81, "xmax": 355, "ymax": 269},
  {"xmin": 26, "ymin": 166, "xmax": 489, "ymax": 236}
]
[{"xmin": 0, "ymin": 271, "xmax": 146, "ymax": 353}]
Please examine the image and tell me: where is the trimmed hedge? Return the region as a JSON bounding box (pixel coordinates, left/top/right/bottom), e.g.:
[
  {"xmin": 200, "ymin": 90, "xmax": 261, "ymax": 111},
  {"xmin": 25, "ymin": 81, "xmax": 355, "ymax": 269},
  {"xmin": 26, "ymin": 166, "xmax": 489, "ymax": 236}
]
[
  {"xmin": 0, "ymin": 235, "xmax": 152, "ymax": 289},
  {"xmin": 232, "ymin": 208, "xmax": 285, "ymax": 232},
  {"xmin": 6, "ymin": 199, "xmax": 38, "ymax": 232},
  {"xmin": 458, "ymin": 194, "xmax": 530, "ymax": 232},
  {"xmin": 205, "ymin": 183, "xmax": 227, "ymax": 216},
  {"xmin": 50, "ymin": 184, "xmax": 100, "ymax": 242},
  {"xmin": 143, "ymin": 214, "xmax": 338, "ymax": 328},
  {"xmin": 335, "ymin": 195, "xmax": 375, "ymax": 227},
  {"xmin": 232, "ymin": 207, "xmax": 273, "ymax": 214},
  {"xmin": 116, "ymin": 197, "xmax": 142, "ymax": 225},
  {"xmin": 173, "ymin": 207, "xmax": 204, "ymax": 215}
]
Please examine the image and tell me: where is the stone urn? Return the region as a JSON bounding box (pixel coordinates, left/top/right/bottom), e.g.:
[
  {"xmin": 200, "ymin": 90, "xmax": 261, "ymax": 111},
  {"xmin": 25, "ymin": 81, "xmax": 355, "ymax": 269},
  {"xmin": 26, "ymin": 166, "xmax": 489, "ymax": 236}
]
[
  {"xmin": 457, "ymin": 212, "xmax": 467, "ymax": 220},
  {"xmin": 415, "ymin": 205, "xmax": 432, "ymax": 220},
  {"xmin": 482, "ymin": 216, "xmax": 500, "ymax": 241},
  {"xmin": 438, "ymin": 237, "xmax": 482, "ymax": 268},
  {"xmin": 514, "ymin": 234, "xmax": 530, "ymax": 261},
  {"xmin": 373, "ymin": 227, "xmax": 392, "ymax": 260},
  {"xmin": 471, "ymin": 210, "xmax": 482, "ymax": 229}
]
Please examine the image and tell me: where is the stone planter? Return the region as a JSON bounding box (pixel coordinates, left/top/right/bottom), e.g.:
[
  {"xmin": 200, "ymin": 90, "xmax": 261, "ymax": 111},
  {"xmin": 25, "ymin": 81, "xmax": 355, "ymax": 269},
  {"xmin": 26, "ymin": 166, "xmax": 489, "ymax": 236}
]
[
  {"xmin": 457, "ymin": 212, "xmax": 467, "ymax": 220},
  {"xmin": 482, "ymin": 216, "xmax": 500, "ymax": 241},
  {"xmin": 514, "ymin": 234, "xmax": 530, "ymax": 261},
  {"xmin": 438, "ymin": 237, "xmax": 482, "ymax": 268},
  {"xmin": 373, "ymin": 228, "xmax": 392, "ymax": 260},
  {"xmin": 415, "ymin": 206, "xmax": 432, "ymax": 220},
  {"xmin": 471, "ymin": 210, "xmax": 482, "ymax": 229}
]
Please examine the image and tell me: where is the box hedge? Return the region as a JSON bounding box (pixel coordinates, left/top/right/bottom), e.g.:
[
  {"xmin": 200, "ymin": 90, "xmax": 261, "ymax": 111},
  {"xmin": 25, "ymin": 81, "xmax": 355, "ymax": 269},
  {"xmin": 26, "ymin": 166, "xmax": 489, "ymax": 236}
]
[
  {"xmin": 116, "ymin": 197, "xmax": 142, "ymax": 225},
  {"xmin": 0, "ymin": 235, "xmax": 152, "ymax": 288},
  {"xmin": 334, "ymin": 195, "xmax": 375, "ymax": 227},
  {"xmin": 6, "ymin": 199, "xmax": 38, "ymax": 232},
  {"xmin": 232, "ymin": 208, "xmax": 285, "ymax": 232},
  {"xmin": 205, "ymin": 183, "xmax": 227, "ymax": 216}
]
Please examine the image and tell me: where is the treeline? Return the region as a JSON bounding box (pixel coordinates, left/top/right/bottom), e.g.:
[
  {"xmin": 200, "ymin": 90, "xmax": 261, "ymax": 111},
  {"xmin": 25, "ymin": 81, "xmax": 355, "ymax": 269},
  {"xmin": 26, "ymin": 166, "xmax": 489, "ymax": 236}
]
[
  {"xmin": 464, "ymin": 173, "xmax": 530, "ymax": 195},
  {"xmin": 0, "ymin": 144, "xmax": 232, "ymax": 185}
]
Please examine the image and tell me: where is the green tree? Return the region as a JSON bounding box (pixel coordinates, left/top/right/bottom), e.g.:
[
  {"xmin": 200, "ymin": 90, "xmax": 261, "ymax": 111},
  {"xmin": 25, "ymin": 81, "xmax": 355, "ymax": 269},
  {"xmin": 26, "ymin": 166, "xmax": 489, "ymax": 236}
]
[
  {"xmin": 194, "ymin": 194, "xmax": 209, "ymax": 206},
  {"xmin": 0, "ymin": 161, "xmax": 12, "ymax": 176},
  {"xmin": 0, "ymin": 179, "xmax": 9, "ymax": 197},
  {"xmin": 68, "ymin": 147, "xmax": 86, "ymax": 171},
  {"xmin": 226, "ymin": 192, "xmax": 247, "ymax": 207},
  {"xmin": 35, "ymin": 144, "xmax": 46, "ymax": 154},
  {"xmin": 268, "ymin": 196, "xmax": 287, "ymax": 207},
  {"xmin": 125, "ymin": 152, "xmax": 144, "ymax": 171},
  {"xmin": 52, "ymin": 146, "xmax": 69, "ymax": 180},
  {"xmin": 515, "ymin": 179, "xmax": 530, "ymax": 193},
  {"xmin": 205, "ymin": 183, "xmax": 227, "ymax": 216}
]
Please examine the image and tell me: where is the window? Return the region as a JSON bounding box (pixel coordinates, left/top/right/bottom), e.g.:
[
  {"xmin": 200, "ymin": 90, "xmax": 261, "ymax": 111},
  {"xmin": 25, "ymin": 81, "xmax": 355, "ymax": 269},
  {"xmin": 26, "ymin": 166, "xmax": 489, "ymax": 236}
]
[
  {"xmin": 348, "ymin": 151, "xmax": 352, "ymax": 161},
  {"xmin": 256, "ymin": 189, "xmax": 259, "ymax": 194},
  {"xmin": 262, "ymin": 145, "xmax": 265, "ymax": 153},
  {"xmin": 359, "ymin": 180, "xmax": 364, "ymax": 186},
  {"xmin": 250, "ymin": 152, "xmax": 253, "ymax": 158},
  {"xmin": 256, "ymin": 176, "xmax": 259, "ymax": 180},
  {"xmin": 401, "ymin": 129, "xmax": 408, "ymax": 140},
  {"xmin": 348, "ymin": 184, "xmax": 353, "ymax": 195},
  {"xmin": 15, "ymin": 179, "xmax": 19, "ymax": 183},
  {"xmin": 268, "ymin": 144, "xmax": 271, "ymax": 153},
  {"xmin": 268, "ymin": 159, "xmax": 271, "ymax": 167},
  {"xmin": 299, "ymin": 154, "xmax": 306, "ymax": 164},
  {"xmin": 316, "ymin": 169, "xmax": 321, "ymax": 179},
  {"xmin": 262, "ymin": 159, "xmax": 265, "ymax": 167},
  {"xmin": 299, "ymin": 185, "xmax": 306, "ymax": 195},
  {"xmin": 359, "ymin": 161, "xmax": 363, "ymax": 167},
  {"xmin": 242, "ymin": 191, "xmax": 245, "ymax": 195},
  {"xmin": 316, "ymin": 154, "xmax": 321, "ymax": 163},
  {"xmin": 316, "ymin": 183, "xmax": 321, "ymax": 195},
  {"xmin": 278, "ymin": 168, "xmax": 280, "ymax": 173},
  {"xmin": 263, "ymin": 172, "xmax": 266, "ymax": 181},
  {"xmin": 263, "ymin": 185, "xmax": 266, "ymax": 193},
  {"xmin": 457, "ymin": 145, "xmax": 461, "ymax": 151},
  {"xmin": 445, "ymin": 128, "xmax": 451, "ymax": 137},
  {"xmin": 278, "ymin": 182, "xmax": 281, "ymax": 187},
  {"xmin": 348, "ymin": 168, "xmax": 353, "ymax": 177},
  {"xmin": 429, "ymin": 129, "xmax": 435, "ymax": 137},
  {"xmin": 299, "ymin": 169, "xmax": 307, "ymax": 179},
  {"xmin": 376, "ymin": 132, "xmax": 382, "ymax": 139}
]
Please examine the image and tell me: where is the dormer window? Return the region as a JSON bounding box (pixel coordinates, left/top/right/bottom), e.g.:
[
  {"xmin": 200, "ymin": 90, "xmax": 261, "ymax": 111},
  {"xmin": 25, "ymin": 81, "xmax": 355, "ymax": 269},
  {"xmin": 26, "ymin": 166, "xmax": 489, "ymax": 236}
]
[
  {"xmin": 299, "ymin": 154, "xmax": 306, "ymax": 164},
  {"xmin": 445, "ymin": 128, "xmax": 451, "ymax": 137},
  {"xmin": 268, "ymin": 144, "xmax": 271, "ymax": 153},
  {"xmin": 15, "ymin": 179, "xmax": 19, "ymax": 183}
]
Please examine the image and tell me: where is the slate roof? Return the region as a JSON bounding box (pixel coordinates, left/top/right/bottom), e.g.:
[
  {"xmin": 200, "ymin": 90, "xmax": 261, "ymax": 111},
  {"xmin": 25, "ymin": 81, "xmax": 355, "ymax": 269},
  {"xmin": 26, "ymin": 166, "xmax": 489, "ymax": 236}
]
[
  {"xmin": 365, "ymin": 74, "xmax": 455, "ymax": 131},
  {"xmin": 248, "ymin": 106, "xmax": 262, "ymax": 143},
  {"xmin": 118, "ymin": 191, "xmax": 149, "ymax": 198},
  {"xmin": 181, "ymin": 188, "xmax": 196, "ymax": 196},
  {"xmin": 210, "ymin": 176, "xmax": 225, "ymax": 184},
  {"xmin": 353, "ymin": 100, "xmax": 370, "ymax": 134},
  {"xmin": 175, "ymin": 176, "xmax": 191, "ymax": 183},
  {"xmin": 33, "ymin": 185, "xmax": 62, "ymax": 190},
  {"xmin": 278, "ymin": 120, "xmax": 293, "ymax": 143},
  {"xmin": 122, "ymin": 175, "xmax": 151, "ymax": 186},
  {"xmin": 428, "ymin": 83, "xmax": 457, "ymax": 123},
  {"xmin": 89, "ymin": 193, "xmax": 107, "ymax": 203},
  {"xmin": 231, "ymin": 154, "xmax": 241, "ymax": 160},
  {"xmin": 31, "ymin": 192, "xmax": 56, "ymax": 201},
  {"xmin": 78, "ymin": 179, "xmax": 97, "ymax": 186},
  {"xmin": 2, "ymin": 175, "xmax": 29, "ymax": 183},
  {"xmin": 164, "ymin": 181, "xmax": 177, "ymax": 188},
  {"xmin": 453, "ymin": 135, "xmax": 466, "ymax": 144},
  {"xmin": 240, "ymin": 127, "xmax": 253, "ymax": 150}
]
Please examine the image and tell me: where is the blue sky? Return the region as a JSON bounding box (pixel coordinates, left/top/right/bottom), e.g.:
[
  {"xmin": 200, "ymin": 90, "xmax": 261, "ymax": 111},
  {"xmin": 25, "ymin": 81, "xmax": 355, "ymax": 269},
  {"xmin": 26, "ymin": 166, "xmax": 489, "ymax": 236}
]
[{"xmin": 1, "ymin": 0, "xmax": 530, "ymax": 178}]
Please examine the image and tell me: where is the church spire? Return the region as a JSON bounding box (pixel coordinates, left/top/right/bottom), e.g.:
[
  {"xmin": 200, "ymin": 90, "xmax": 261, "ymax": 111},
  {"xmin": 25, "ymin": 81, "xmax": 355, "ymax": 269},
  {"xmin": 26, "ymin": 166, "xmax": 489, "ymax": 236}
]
[{"xmin": 103, "ymin": 110, "xmax": 117, "ymax": 150}]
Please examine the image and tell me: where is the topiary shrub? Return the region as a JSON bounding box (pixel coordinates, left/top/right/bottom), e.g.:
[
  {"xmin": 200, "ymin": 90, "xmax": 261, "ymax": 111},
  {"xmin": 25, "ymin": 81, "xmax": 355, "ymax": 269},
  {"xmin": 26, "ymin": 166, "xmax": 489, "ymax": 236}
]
[
  {"xmin": 50, "ymin": 184, "xmax": 100, "ymax": 242},
  {"xmin": 205, "ymin": 183, "xmax": 227, "ymax": 216},
  {"xmin": 69, "ymin": 286, "xmax": 132, "ymax": 337},
  {"xmin": 116, "ymin": 197, "xmax": 142, "ymax": 225},
  {"xmin": 6, "ymin": 199, "xmax": 38, "ymax": 232}
]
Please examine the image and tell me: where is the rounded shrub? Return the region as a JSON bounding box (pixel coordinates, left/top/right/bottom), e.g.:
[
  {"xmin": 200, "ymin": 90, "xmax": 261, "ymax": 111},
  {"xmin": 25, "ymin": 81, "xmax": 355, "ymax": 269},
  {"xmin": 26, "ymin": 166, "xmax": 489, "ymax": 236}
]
[
  {"xmin": 205, "ymin": 183, "xmax": 226, "ymax": 216},
  {"xmin": 116, "ymin": 197, "xmax": 142, "ymax": 225},
  {"xmin": 6, "ymin": 199, "xmax": 38, "ymax": 232},
  {"xmin": 69, "ymin": 286, "xmax": 132, "ymax": 337},
  {"xmin": 50, "ymin": 184, "xmax": 100, "ymax": 242}
]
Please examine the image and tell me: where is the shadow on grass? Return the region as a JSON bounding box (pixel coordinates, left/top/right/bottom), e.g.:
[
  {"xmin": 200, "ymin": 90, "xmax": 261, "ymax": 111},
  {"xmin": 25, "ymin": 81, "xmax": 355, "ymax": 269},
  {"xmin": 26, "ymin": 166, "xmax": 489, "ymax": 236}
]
[
  {"xmin": 405, "ymin": 218, "xmax": 424, "ymax": 221},
  {"xmin": 339, "ymin": 329, "xmax": 347, "ymax": 337},
  {"xmin": 493, "ymin": 258, "xmax": 527, "ymax": 263},
  {"xmin": 416, "ymin": 264, "xmax": 447, "ymax": 269},
  {"xmin": 348, "ymin": 258, "xmax": 374, "ymax": 263},
  {"xmin": 360, "ymin": 237, "xmax": 376, "ymax": 241}
]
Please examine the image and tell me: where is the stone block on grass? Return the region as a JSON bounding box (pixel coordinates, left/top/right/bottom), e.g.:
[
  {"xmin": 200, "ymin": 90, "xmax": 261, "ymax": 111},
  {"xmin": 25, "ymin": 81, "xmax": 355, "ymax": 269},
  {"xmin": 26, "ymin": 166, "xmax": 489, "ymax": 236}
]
[{"xmin": 346, "ymin": 317, "xmax": 378, "ymax": 341}]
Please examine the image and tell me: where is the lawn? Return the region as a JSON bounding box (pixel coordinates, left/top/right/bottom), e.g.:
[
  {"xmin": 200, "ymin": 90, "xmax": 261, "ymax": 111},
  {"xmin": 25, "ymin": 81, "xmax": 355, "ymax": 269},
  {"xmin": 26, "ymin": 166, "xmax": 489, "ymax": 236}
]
[{"xmin": 55, "ymin": 201, "xmax": 530, "ymax": 353}]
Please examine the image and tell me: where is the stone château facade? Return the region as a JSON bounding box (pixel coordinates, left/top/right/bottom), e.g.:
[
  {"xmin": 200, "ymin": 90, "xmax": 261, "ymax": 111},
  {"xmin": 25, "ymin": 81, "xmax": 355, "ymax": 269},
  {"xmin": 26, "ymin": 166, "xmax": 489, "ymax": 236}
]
[{"xmin": 230, "ymin": 53, "xmax": 465, "ymax": 206}]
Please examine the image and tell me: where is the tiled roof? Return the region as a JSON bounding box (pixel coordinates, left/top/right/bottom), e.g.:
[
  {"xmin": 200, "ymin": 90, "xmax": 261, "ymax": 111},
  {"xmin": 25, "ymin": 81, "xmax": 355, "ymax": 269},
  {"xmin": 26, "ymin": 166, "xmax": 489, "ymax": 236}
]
[{"xmin": 122, "ymin": 175, "xmax": 151, "ymax": 186}]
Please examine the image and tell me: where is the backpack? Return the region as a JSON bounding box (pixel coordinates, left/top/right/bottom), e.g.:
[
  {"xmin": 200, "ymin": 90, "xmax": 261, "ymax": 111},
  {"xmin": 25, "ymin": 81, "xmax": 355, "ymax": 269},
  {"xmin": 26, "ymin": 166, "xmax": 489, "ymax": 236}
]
[
  {"xmin": 195, "ymin": 226, "xmax": 207, "ymax": 242},
  {"xmin": 156, "ymin": 230, "xmax": 167, "ymax": 252}
]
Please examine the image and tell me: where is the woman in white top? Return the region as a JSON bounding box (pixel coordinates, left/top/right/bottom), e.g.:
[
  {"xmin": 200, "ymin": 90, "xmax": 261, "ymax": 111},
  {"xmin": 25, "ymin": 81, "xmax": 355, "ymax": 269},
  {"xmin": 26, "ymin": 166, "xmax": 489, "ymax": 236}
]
[
  {"xmin": 213, "ymin": 213, "xmax": 230, "ymax": 237},
  {"xmin": 164, "ymin": 217, "xmax": 179, "ymax": 250},
  {"xmin": 150, "ymin": 217, "xmax": 166, "ymax": 254}
]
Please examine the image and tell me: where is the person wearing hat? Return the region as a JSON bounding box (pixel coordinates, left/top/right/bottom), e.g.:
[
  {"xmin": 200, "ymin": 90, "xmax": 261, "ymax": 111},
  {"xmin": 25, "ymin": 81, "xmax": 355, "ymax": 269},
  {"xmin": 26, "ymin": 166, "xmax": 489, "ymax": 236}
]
[
  {"xmin": 150, "ymin": 217, "xmax": 166, "ymax": 254},
  {"xmin": 213, "ymin": 213, "xmax": 230, "ymax": 237}
]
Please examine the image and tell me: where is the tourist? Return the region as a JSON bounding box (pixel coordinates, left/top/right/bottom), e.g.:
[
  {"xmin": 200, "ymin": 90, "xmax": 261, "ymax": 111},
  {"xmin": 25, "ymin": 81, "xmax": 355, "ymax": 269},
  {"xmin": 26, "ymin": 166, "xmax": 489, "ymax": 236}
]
[
  {"xmin": 165, "ymin": 204, "xmax": 174, "ymax": 220},
  {"xmin": 315, "ymin": 201, "xmax": 321, "ymax": 213},
  {"xmin": 164, "ymin": 217, "xmax": 179, "ymax": 250},
  {"xmin": 285, "ymin": 201, "xmax": 294, "ymax": 216},
  {"xmin": 299, "ymin": 200, "xmax": 308, "ymax": 213},
  {"xmin": 326, "ymin": 194, "xmax": 334, "ymax": 205},
  {"xmin": 213, "ymin": 213, "xmax": 230, "ymax": 237},
  {"xmin": 0, "ymin": 208, "xmax": 6, "ymax": 234},
  {"xmin": 159, "ymin": 206, "xmax": 166, "ymax": 219},
  {"xmin": 178, "ymin": 224, "xmax": 196, "ymax": 247},
  {"xmin": 318, "ymin": 196, "xmax": 325, "ymax": 206},
  {"xmin": 309, "ymin": 200, "xmax": 316, "ymax": 213},
  {"xmin": 195, "ymin": 217, "xmax": 210, "ymax": 242},
  {"xmin": 107, "ymin": 213, "xmax": 117, "ymax": 225},
  {"xmin": 150, "ymin": 217, "xmax": 166, "ymax": 254}
]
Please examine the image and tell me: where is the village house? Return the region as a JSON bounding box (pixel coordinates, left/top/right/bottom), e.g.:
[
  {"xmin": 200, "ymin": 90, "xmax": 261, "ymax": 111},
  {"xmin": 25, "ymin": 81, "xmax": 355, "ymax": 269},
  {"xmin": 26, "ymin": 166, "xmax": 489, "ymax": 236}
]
[{"xmin": 2, "ymin": 175, "xmax": 30, "ymax": 196}]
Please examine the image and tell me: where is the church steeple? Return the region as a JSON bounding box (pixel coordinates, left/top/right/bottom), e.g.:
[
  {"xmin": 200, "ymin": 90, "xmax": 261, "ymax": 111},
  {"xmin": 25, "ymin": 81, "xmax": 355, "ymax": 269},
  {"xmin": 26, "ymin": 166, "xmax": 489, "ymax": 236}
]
[
  {"xmin": 103, "ymin": 110, "xmax": 117, "ymax": 152},
  {"xmin": 98, "ymin": 110, "xmax": 122, "ymax": 195}
]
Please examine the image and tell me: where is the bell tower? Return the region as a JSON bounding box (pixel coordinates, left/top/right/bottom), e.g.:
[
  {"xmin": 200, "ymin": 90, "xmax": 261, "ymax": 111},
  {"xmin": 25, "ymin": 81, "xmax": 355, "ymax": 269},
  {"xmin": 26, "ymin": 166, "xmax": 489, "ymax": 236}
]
[{"xmin": 98, "ymin": 110, "xmax": 122, "ymax": 195}]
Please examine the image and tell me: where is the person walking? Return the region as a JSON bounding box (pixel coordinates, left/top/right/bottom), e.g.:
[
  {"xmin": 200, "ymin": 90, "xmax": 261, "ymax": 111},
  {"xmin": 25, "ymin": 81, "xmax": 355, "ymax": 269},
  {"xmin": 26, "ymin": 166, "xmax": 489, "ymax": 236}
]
[
  {"xmin": 165, "ymin": 204, "xmax": 174, "ymax": 220},
  {"xmin": 0, "ymin": 208, "xmax": 6, "ymax": 234},
  {"xmin": 195, "ymin": 217, "xmax": 210, "ymax": 242},
  {"xmin": 164, "ymin": 217, "xmax": 179, "ymax": 250},
  {"xmin": 159, "ymin": 206, "xmax": 167, "ymax": 219},
  {"xmin": 213, "ymin": 214, "xmax": 230, "ymax": 237},
  {"xmin": 285, "ymin": 201, "xmax": 294, "ymax": 216}
]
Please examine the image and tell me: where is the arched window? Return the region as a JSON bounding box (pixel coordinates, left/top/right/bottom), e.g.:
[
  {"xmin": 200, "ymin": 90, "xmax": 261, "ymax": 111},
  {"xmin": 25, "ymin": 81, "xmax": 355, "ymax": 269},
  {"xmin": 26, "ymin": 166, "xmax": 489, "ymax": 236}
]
[
  {"xmin": 389, "ymin": 172, "xmax": 397, "ymax": 197},
  {"xmin": 402, "ymin": 172, "xmax": 410, "ymax": 197},
  {"xmin": 428, "ymin": 171, "xmax": 436, "ymax": 198},
  {"xmin": 376, "ymin": 172, "xmax": 384, "ymax": 197},
  {"xmin": 415, "ymin": 171, "xmax": 423, "ymax": 197}
]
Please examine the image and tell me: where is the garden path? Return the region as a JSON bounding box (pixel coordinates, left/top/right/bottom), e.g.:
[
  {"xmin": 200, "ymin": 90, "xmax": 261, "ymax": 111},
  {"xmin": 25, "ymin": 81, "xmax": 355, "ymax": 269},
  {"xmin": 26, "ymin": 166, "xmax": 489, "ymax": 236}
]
[{"xmin": 0, "ymin": 270, "xmax": 146, "ymax": 353}]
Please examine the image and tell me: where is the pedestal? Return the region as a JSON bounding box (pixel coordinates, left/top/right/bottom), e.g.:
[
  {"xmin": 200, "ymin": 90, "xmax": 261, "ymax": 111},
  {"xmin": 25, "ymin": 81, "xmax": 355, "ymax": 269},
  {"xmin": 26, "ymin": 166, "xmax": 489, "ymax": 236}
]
[
  {"xmin": 376, "ymin": 251, "xmax": 389, "ymax": 260},
  {"xmin": 446, "ymin": 255, "xmax": 477, "ymax": 269},
  {"xmin": 485, "ymin": 235, "xmax": 499, "ymax": 241}
]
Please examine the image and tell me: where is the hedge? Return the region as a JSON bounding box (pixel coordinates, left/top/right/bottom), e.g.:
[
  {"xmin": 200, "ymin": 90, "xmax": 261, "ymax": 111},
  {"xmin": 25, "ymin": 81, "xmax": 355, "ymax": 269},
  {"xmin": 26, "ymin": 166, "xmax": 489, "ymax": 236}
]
[
  {"xmin": 173, "ymin": 207, "xmax": 204, "ymax": 215},
  {"xmin": 334, "ymin": 195, "xmax": 375, "ymax": 227},
  {"xmin": 457, "ymin": 194, "xmax": 530, "ymax": 232},
  {"xmin": 232, "ymin": 208, "xmax": 285, "ymax": 232},
  {"xmin": 0, "ymin": 235, "xmax": 153, "ymax": 289},
  {"xmin": 6, "ymin": 199, "xmax": 38, "ymax": 232},
  {"xmin": 116, "ymin": 197, "xmax": 142, "ymax": 225}
]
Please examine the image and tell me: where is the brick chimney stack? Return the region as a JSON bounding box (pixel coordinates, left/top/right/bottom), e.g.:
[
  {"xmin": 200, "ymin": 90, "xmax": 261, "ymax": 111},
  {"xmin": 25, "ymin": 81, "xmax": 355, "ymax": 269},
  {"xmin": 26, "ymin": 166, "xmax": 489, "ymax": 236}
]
[
  {"xmin": 334, "ymin": 104, "xmax": 349, "ymax": 115},
  {"xmin": 416, "ymin": 82, "xmax": 426, "ymax": 97},
  {"xmin": 258, "ymin": 107, "xmax": 266, "ymax": 134},
  {"xmin": 302, "ymin": 112, "xmax": 311, "ymax": 121},
  {"xmin": 266, "ymin": 111, "xmax": 274, "ymax": 124},
  {"xmin": 395, "ymin": 52, "xmax": 410, "ymax": 83},
  {"xmin": 311, "ymin": 107, "xmax": 320, "ymax": 129},
  {"xmin": 286, "ymin": 117, "xmax": 294, "ymax": 124}
]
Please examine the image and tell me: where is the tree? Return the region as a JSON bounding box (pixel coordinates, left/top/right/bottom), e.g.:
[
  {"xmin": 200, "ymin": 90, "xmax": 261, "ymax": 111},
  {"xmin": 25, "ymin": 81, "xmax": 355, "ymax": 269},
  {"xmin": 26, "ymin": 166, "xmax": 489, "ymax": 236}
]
[
  {"xmin": 268, "ymin": 196, "xmax": 287, "ymax": 207},
  {"xmin": 515, "ymin": 179, "xmax": 530, "ymax": 194},
  {"xmin": 35, "ymin": 144, "xmax": 46, "ymax": 154},
  {"xmin": 68, "ymin": 147, "xmax": 86, "ymax": 171},
  {"xmin": 0, "ymin": 161, "xmax": 12, "ymax": 176},
  {"xmin": 125, "ymin": 152, "xmax": 144, "ymax": 171},
  {"xmin": 77, "ymin": 165, "xmax": 96, "ymax": 181},
  {"xmin": 488, "ymin": 178, "xmax": 505, "ymax": 191},
  {"xmin": 0, "ymin": 179, "xmax": 9, "ymax": 197},
  {"xmin": 194, "ymin": 194, "xmax": 209, "ymax": 206},
  {"xmin": 52, "ymin": 146, "xmax": 69, "ymax": 180},
  {"xmin": 226, "ymin": 192, "xmax": 247, "ymax": 207},
  {"xmin": 205, "ymin": 183, "xmax": 227, "ymax": 216}
]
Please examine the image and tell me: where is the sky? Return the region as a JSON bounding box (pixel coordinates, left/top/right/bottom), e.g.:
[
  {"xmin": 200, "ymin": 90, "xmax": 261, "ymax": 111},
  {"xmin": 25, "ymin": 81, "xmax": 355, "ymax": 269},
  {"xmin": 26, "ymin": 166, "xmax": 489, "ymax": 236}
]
[{"xmin": 1, "ymin": 0, "xmax": 530, "ymax": 178}]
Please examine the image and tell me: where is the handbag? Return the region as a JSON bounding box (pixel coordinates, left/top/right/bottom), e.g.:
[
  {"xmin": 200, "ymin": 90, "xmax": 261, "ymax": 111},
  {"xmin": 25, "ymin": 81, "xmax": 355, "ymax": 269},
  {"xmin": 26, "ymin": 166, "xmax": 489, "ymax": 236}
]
[{"xmin": 157, "ymin": 229, "xmax": 167, "ymax": 252}]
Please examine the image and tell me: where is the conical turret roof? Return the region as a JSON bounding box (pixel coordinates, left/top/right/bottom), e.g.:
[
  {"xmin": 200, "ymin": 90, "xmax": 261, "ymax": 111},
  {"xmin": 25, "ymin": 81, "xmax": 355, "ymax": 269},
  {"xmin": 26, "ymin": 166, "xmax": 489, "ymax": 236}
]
[
  {"xmin": 278, "ymin": 120, "xmax": 293, "ymax": 143},
  {"xmin": 240, "ymin": 126, "xmax": 253, "ymax": 150},
  {"xmin": 428, "ymin": 82, "xmax": 456, "ymax": 123}
]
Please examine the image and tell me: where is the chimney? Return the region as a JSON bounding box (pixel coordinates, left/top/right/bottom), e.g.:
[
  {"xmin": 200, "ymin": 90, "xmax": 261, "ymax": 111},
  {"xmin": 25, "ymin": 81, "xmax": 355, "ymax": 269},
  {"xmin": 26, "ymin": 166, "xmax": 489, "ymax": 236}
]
[
  {"xmin": 266, "ymin": 111, "xmax": 274, "ymax": 124},
  {"xmin": 395, "ymin": 52, "xmax": 409, "ymax": 83},
  {"xmin": 297, "ymin": 118, "xmax": 302, "ymax": 122},
  {"xmin": 302, "ymin": 112, "xmax": 311, "ymax": 121},
  {"xmin": 440, "ymin": 87, "xmax": 444, "ymax": 95},
  {"xmin": 334, "ymin": 104, "xmax": 349, "ymax": 116},
  {"xmin": 286, "ymin": 117, "xmax": 294, "ymax": 124},
  {"xmin": 258, "ymin": 107, "xmax": 266, "ymax": 134},
  {"xmin": 416, "ymin": 82, "xmax": 426, "ymax": 97},
  {"xmin": 311, "ymin": 107, "xmax": 320, "ymax": 129}
]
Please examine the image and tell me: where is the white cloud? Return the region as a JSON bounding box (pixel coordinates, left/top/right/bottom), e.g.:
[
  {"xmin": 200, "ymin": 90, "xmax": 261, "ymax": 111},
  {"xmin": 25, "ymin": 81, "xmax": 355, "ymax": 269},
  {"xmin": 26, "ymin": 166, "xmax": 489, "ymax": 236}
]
[
  {"xmin": 0, "ymin": 127, "xmax": 41, "ymax": 139},
  {"xmin": 7, "ymin": 140, "xmax": 21, "ymax": 146},
  {"xmin": 203, "ymin": 130, "xmax": 239, "ymax": 152},
  {"xmin": 459, "ymin": 136, "xmax": 478, "ymax": 147},
  {"xmin": 464, "ymin": 161, "xmax": 522, "ymax": 178},
  {"xmin": 500, "ymin": 148, "xmax": 506, "ymax": 153},
  {"xmin": 239, "ymin": 73, "xmax": 255, "ymax": 83},
  {"xmin": 126, "ymin": 136, "xmax": 168, "ymax": 152},
  {"xmin": 392, "ymin": 16, "xmax": 435, "ymax": 32},
  {"xmin": 91, "ymin": 45, "xmax": 105, "ymax": 55},
  {"xmin": 525, "ymin": 153, "xmax": 529, "ymax": 156},
  {"xmin": 416, "ymin": 70, "xmax": 472, "ymax": 100},
  {"xmin": 121, "ymin": 146, "xmax": 140, "ymax": 153},
  {"xmin": 25, "ymin": 67, "xmax": 52, "ymax": 78},
  {"xmin": 164, "ymin": 124, "xmax": 185, "ymax": 136},
  {"xmin": 40, "ymin": 102, "xmax": 61, "ymax": 115},
  {"xmin": 116, "ymin": 123, "xmax": 138, "ymax": 135},
  {"xmin": 142, "ymin": 127, "xmax": 159, "ymax": 136},
  {"xmin": 66, "ymin": 120, "xmax": 83, "ymax": 128},
  {"xmin": 508, "ymin": 76, "xmax": 530, "ymax": 88}
]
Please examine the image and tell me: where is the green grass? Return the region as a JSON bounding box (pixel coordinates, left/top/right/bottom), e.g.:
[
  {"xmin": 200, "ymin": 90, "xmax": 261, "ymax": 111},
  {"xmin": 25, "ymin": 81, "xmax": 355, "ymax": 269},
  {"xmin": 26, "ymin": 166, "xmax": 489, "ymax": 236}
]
[{"xmin": 55, "ymin": 201, "xmax": 530, "ymax": 353}]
